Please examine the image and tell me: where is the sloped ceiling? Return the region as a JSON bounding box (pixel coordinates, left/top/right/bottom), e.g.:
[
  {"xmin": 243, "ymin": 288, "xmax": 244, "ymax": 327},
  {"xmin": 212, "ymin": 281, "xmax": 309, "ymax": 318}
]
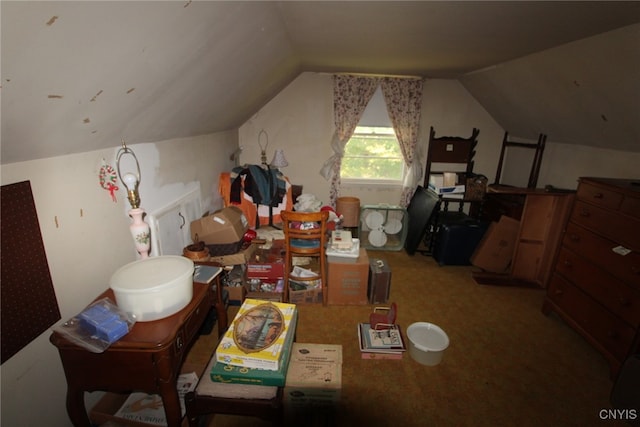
[{"xmin": 2, "ymin": 1, "xmax": 639, "ymax": 165}]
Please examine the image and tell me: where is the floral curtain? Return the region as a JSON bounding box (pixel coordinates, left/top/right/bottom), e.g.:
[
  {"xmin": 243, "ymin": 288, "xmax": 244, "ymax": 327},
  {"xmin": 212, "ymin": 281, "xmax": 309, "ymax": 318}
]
[
  {"xmin": 320, "ymin": 75, "xmax": 379, "ymax": 207},
  {"xmin": 380, "ymin": 77, "xmax": 425, "ymax": 207}
]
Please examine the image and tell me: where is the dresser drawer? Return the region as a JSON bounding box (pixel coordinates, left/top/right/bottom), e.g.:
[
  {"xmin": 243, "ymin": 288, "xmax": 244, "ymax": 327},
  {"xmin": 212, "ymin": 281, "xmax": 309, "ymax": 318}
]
[
  {"xmin": 172, "ymin": 285, "xmax": 214, "ymax": 369},
  {"xmin": 571, "ymin": 200, "xmax": 640, "ymax": 251},
  {"xmin": 183, "ymin": 288, "xmax": 214, "ymax": 342},
  {"xmin": 620, "ymin": 194, "xmax": 640, "ymax": 218},
  {"xmin": 563, "ymin": 222, "xmax": 640, "ymax": 289},
  {"xmin": 547, "ymin": 275, "xmax": 636, "ymax": 361},
  {"xmin": 576, "ymin": 181, "xmax": 623, "ymax": 211},
  {"xmin": 555, "ymin": 247, "xmax": 640, "ymax": 328}
]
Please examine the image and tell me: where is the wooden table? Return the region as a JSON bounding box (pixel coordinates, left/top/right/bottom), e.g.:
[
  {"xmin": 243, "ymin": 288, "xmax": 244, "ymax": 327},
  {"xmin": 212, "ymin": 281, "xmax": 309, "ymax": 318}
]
[{"xmin": 50, "ymin": 281, "xmax": 220, "ymax": 427}]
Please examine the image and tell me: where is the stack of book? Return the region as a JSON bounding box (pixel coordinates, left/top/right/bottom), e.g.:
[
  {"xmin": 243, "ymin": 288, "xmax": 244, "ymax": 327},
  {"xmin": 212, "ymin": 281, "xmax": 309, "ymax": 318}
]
[
  {"xmin": 357, "ymin": 322, "xmax": 407, "ymax": 360},
  {"xmin": 211, "ymin": 298, "xmax": 298, "ymax": 387}
]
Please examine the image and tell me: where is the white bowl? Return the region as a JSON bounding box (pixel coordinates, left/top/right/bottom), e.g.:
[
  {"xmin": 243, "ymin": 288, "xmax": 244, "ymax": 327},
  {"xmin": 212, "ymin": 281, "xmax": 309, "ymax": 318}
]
[{"xmin": 109, "ymin": 256, "xmax": 194, "ymax": 322}]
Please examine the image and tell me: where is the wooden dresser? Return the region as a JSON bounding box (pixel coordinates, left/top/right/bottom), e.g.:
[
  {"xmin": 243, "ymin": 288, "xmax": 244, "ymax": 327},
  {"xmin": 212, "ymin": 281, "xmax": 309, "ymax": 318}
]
[{"xmin": 542, "ymin": 177, "xmax": 640, "ymax": 377}]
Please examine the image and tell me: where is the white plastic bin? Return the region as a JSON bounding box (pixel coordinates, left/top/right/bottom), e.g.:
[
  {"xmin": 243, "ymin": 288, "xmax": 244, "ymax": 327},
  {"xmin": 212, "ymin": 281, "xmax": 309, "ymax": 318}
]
[{"xmin": 406, "ymin": 322, "xmax": 450, "ymax": 366}]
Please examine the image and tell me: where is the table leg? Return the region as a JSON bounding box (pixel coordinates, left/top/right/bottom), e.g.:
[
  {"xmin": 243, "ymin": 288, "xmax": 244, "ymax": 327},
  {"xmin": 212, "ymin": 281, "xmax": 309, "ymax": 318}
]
[
  {"xmin": 66, "ymin": 387, "xmax": 90, "ymax": 427},
  {"xmin": 160, "ymin": 384, "xmax": 182, "ymax": 427},
  {"xmin": 216, "ymin": 301, "xmax": 228, "ymax": 336}
]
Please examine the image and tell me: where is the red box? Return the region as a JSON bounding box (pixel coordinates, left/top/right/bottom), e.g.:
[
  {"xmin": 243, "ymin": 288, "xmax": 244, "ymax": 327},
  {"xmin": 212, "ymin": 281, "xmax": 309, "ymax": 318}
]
[
  {"xmin": 327, "ymin": 249, "xmax": 369, "ymax": 305},
  {"xmin": 246, "ymin": 242, "xmax": 285, "ymax": 280}
]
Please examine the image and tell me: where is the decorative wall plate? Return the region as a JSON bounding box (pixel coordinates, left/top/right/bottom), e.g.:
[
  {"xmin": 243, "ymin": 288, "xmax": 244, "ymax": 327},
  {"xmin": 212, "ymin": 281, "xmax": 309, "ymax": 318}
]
[{"xmin": 232, "ymin": 302, "xmax": 284, "ymax": 353}]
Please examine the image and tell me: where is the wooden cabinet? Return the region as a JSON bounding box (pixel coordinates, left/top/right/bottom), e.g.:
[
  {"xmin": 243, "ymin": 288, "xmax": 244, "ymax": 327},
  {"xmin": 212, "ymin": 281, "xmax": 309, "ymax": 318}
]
[
  {"xmin": 472, "ymin": 186, "xmax": 574, "ymax": 288},
  {"xmin": 50, "ymin": 282, "xmax": 216, "ymax": 427},
  {"xmin": 543, "ymin": 177, "xmax": 640, "ymax": 377}
]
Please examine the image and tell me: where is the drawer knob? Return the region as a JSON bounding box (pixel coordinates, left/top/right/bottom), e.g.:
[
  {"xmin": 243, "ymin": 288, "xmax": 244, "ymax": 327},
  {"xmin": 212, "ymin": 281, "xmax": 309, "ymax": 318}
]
[
  {"xmin": 554, "ymin": 289, "xmax": 564, "ymax": 296},
  {"xmin": 176, "ymin": 335, "xmax": 183, "ymax": 349},
  {"xmin": 569, "ymin": 234, "xmax": 580, "ymax": 242},
  {"xmin": 579, "ymin": 208, "xmax": 590, "ymax": 217},
  {"xmin": 607, "ymin": 330, "xmax": 619, "ymax": 340},
  {"xmin": 619, "ymin": 297, "xmax": 630, "ymax": 307},
  {"xmin": 593, "ymin": 192, "xmax": 604, "ymax": 199},
  {"xmin": 563, "ymin": 260, "xmax": 572, "ymax": 268}
]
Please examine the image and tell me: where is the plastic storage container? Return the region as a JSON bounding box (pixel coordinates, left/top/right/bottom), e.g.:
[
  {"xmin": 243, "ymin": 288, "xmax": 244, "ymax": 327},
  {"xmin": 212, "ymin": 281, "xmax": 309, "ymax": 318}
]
[
  {"xmin": 109, "ymin": 256, "xmax": 194, "ymax": 322},
  {"xmin": 406, "ymin": 322, "xmax": 450, "ymax": 366},
  {"xmin": 326, "ymin": 238, "xmax": 360, "ymax": 263}
]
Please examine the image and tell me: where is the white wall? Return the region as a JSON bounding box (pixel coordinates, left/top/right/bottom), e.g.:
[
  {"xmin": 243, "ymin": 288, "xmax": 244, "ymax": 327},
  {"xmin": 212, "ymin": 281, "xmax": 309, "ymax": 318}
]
[
  {"xmin": 239, "ymin": 72, "xmax": 640, "ymax": 209},
  {"xmin": 238, "ymin": 73, "xmax": 506, "ymax": 206},
  {"xmin": 239, "ymin": 72, "xmax": 335, "ymax": 205},
  {"xmin": 538, "ymin": 142, "xmax": 640, "ymax": 190},
  {"xmin": 0, "ymin": 131, "xmax": 236, "ymax": 427}
]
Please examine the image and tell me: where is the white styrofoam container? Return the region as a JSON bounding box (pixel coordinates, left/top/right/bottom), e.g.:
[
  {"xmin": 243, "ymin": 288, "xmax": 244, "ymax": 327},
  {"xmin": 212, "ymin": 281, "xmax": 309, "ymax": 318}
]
[
  {"xmin": 109, "ymin": 256, "xmax": 194, "ymax": 322},
  {"xmin": 326, "ymin": 239, "xmax": 360, "ymax": 263}
]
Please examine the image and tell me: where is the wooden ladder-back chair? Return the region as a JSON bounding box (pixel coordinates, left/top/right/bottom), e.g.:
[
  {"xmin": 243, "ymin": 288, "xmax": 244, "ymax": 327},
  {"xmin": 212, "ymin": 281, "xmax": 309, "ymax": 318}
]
[
  {"xmin": 281, "ymin": 210, "xmax": 329, "ymax": 305},
  {"xmin": 423, "ymin": 126, "xmax": 480, "ymax": 213},
  {"xmin": 493, "ymin": 132, "xmax": 547, "ymax": 189}
]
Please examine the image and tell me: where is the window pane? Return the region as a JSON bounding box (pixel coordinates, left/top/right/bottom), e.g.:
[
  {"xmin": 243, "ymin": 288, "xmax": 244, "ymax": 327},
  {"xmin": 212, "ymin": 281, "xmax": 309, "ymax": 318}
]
[{"xmin": 343, "ymin": 126, "xmax": 404, "ymax": 181}]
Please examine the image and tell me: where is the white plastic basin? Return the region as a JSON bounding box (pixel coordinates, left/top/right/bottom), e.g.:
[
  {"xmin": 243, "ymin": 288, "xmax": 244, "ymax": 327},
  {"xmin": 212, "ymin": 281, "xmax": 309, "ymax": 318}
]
[
  {"xmin": 109, "ymin": 256, "xmax": 194, "ymax": 322},
  {"xmin": 406, "ymin": 322, "xmax": 450, "ymax": 366}
]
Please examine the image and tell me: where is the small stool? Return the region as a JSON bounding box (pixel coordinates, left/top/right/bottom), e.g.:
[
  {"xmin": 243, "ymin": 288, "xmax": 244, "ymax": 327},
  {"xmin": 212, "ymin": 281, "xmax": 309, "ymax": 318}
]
[{"xmin": 184, "ymin": 354, "xmax": 284, "ymax": 427}]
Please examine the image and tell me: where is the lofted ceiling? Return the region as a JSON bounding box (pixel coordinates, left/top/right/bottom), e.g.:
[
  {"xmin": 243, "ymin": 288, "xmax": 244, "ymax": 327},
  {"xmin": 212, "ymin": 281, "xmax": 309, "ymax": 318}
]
[{"xmin": 2, "ymin": 1, "xmax": 639, "ymax": 165}]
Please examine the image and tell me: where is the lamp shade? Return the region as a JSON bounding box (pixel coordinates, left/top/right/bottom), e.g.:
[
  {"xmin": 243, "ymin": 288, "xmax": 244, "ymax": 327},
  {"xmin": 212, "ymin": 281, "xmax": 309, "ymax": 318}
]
[{"xmin": 270, "ymin": 149, "xmax": 288, "ymax": 168}]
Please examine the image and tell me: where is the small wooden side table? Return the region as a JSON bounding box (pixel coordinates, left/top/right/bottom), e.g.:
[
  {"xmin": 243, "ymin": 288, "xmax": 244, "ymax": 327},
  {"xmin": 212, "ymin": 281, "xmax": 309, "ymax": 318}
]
[{"xmin": 50, "ymin": 281, "xmax": 216, "ymax": 427}]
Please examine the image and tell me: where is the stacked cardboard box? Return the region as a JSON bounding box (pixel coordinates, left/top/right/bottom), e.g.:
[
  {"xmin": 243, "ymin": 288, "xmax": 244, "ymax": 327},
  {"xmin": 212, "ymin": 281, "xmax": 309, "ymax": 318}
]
[
  {"xmin": 327, "ymin": 248, "xmax": 370, "ymax": 305},
  {"xmin": 215, "ymin": 299, "xmax": 297, "ymax": 371},
  {"xmin": 210, "ymin": 308, "xmax": 297, "ymax": 387},
  {"xmin": 245, "ymin": 241, "xmax": 286, "ymax": 300},
  {"xmin": 190, "ymin": 206, "xmax": 256, "ymax": 265},
  {"xmin": 284, "ymin": 343, "xmax": 343, "ymax": 417}
]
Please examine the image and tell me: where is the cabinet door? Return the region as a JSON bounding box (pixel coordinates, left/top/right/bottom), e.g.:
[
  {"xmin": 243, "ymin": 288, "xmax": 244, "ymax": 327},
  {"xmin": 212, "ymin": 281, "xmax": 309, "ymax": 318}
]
[
  {"xmin": 152, "ymin": 204, "xmax": 185, "ymax": 256},
  {"xmin": 511, "ymin": 194, "xmax": 574, "ymax": 286},
  {"xmin": 148, "ymin": 188, "xmax": 202, "ymax": 256}
]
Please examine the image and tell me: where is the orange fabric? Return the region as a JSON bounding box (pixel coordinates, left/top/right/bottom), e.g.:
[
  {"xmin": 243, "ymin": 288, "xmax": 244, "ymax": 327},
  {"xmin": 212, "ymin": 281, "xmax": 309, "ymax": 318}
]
[{"xmin": 218, "ymin": 172, "xmax": 293, "ymax": 228}]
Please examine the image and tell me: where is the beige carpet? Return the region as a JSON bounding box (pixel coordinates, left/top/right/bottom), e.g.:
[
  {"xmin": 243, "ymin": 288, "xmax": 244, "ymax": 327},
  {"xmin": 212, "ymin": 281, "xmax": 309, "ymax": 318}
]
[{"xmin": 185, "ymin": 250, "xmax": 623, "ymax": 427}]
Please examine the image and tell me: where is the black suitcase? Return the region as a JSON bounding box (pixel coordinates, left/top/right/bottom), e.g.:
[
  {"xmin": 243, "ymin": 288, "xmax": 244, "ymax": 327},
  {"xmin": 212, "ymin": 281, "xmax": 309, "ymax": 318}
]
[
  {"xmin": 368, "ymin": 258, "xmax": 391, "ymax": 304},
  {"xmin": 433, "ymin": 220, "xmax": 489, "ymax": 266}
]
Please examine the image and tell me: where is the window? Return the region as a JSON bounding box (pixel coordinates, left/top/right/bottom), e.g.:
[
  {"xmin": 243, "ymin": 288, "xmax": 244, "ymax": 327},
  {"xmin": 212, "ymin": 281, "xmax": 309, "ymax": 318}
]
[{"xmin": 342, "ymin": 126, "xmax": 405, "ymax": 183}]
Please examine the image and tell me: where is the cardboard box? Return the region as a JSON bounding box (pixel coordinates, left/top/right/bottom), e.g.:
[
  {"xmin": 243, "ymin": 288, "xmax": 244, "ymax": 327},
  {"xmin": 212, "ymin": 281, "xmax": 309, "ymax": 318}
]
[
  {"xmin": 430, "ymin": 173, "xmax": 457, "ymax": 187},
  {"xmin": 284, "ymin": 343, "xmax": 342, "ymax": 409},
  {"xmin": 288, "ymin": 287, "xmax": 323, "ymax": 305},
  {"xmin": 190, "ymin": 206, "xmax": 248, "ymax": 245},
  {"xmin": 327, "ymin": 248, "xmax": 369, "ymax": 305},
  {"xmin": 245, "ymin": 291, "xmax": 284, "ymax": 303},
  {"xmin": 470, "ymin": 215, "xmax": 520, "ymax": 273},
  {"xmin": 226, "ymin": 283, "xmax": 247, "ymax": 304},
  {"xmin": 428, "ymin": 173, "xmax": 465, "ymax": 195},
  {"xmin": 246, "ymin": 244, "xmax": 285, "ymax": 280},
  {"xmin": 208, "ymin": 241, "xmax": 257, "ymax": 266}
]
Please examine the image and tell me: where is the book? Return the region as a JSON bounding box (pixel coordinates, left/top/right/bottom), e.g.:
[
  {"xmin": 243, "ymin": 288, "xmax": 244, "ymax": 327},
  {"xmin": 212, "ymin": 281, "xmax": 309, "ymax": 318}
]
[
  {"xmin": 215, "ymin": 298, "xmax": 297, "ymax": 371},
  {"xmin": 358, "ymin": 323, "xmax": 407, "ymax": 355},
  {"xmin": 193, "ymin": 264, "xmax": 223, "ymax": 284},
  {"xmin": 360, "ymin": 351, "xmax": 403, "ymax": 360},
  {"xmin": 210, "ymin": 310, "xmax": 297, "ymax": 386},
  {"xmin": 113, "ymin": 372, "xmax": 198, "ymax": 425}
]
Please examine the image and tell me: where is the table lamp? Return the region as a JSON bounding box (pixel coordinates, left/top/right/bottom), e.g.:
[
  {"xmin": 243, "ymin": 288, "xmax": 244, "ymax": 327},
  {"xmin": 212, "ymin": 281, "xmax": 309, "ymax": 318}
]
[{"xmin": 116, "ymin": 140, "xmax": 150, "ymax": 258}]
